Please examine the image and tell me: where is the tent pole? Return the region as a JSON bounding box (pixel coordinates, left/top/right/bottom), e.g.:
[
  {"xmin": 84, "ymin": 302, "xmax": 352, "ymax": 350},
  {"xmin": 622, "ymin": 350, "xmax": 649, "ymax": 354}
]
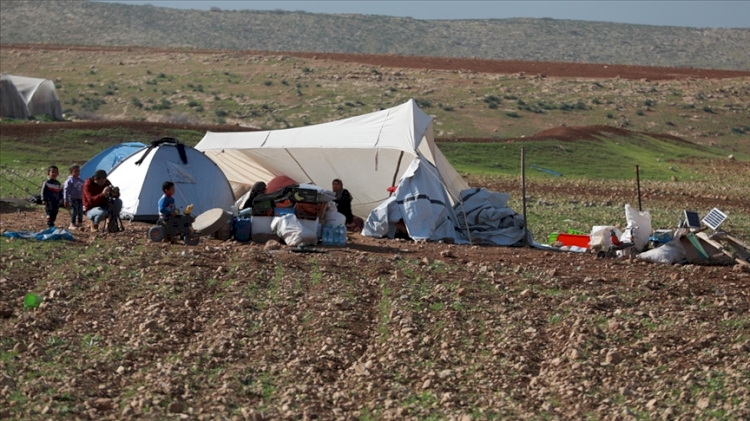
[
  {"xmin": 389, "ymin": 151, "xmax": 404, "ymax": 197},
  {"xmin": 521, "ymin": 148, "xmax": 528, "ymax": 245},
  {"xmin": 635, "ymin": 165, "xmax": 642, "ymax": 211},
  {"xmin": 458, "ymin": 194, "xmax": 472, "ymax": 245}
]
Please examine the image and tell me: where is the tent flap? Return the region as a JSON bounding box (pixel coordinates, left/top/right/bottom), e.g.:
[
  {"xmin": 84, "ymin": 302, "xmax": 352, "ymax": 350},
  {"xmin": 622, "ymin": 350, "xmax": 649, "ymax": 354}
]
[{"xmin": 363, "ymin": 157, "xmax": 468, "ymax": 244}]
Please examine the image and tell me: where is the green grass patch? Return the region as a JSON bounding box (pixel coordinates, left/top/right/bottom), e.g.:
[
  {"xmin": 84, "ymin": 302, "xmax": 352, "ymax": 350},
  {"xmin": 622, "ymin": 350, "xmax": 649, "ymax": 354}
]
[{"xmin": 438, "ymin": 134, "xmax": 734, "ymax": 181}]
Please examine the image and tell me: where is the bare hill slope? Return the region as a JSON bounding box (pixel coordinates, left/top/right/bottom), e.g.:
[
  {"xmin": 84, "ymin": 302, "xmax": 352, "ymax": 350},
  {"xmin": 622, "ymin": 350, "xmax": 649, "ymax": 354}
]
[{"xmin": 1, "ymin": 0, "xmax": 749, "ymax": 70}]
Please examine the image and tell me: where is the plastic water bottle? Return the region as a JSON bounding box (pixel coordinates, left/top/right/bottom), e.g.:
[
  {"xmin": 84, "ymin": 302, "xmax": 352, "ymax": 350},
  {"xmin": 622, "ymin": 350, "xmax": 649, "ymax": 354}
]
[
  {"xmin": 336, "ymin": 225, "xmax": 347, "ymax": 246},
  {"xmin": 322, "ymin": 225, "xmax": 332, "ymax": 246}
]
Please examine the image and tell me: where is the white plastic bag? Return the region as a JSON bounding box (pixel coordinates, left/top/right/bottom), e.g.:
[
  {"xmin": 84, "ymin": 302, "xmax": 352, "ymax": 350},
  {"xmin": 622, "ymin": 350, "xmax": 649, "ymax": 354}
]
[
  {"xmin": 624, "ymin": 204, "xmax": 652, "ymax": 251},
  {"xmin": 271, "ymin": 214, "xmax": 316, "ymax": 247}
]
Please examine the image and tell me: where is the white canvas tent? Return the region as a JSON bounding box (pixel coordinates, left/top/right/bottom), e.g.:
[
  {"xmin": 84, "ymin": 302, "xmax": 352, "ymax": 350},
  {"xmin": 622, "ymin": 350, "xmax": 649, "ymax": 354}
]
[
  {"xmin": 195, "ymin": 99, "xmax": 471, "ymax": 241},
  {"xmin": 108, "ymin": 139, "xmax": 235, "ymax": 222},
  {"xmin": 0, "ymin": 74, "xmax": 63, "ymax": 120}
]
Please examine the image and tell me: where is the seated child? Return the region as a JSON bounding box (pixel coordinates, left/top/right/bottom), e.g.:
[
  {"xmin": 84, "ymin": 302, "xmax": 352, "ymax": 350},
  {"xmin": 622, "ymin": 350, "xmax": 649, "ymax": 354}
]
[{"xmin": 158, "ymin": 181, "xmax": 193, "ymax": 235}]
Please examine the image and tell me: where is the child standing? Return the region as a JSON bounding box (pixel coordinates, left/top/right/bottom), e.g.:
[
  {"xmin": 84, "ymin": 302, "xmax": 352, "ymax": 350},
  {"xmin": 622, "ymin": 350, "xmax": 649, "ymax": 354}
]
[
  {"xmin": 63, "ymin": 164, "xmax": 84, "ymax": 230},
  {"xmin": 41, "ymin": 165, "xmax": 63, "ymax": 228}
]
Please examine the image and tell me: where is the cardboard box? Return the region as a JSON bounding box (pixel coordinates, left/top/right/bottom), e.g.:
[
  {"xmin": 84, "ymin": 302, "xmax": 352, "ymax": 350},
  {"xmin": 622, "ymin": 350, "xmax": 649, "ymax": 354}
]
[{"xmin": 292, "ymin": 187, "xmax": 319, "ymax": 203}]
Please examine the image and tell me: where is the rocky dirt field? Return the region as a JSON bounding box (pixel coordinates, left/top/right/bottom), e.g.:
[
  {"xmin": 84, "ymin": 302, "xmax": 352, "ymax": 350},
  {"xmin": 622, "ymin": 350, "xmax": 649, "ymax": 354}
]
[{"xmin": 1, "ymin": 198, "xmax": 749, "ymax": 421}]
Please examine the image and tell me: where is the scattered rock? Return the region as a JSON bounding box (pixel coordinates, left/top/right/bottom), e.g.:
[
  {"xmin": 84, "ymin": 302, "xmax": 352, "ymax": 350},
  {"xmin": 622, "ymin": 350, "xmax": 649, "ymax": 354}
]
[
  {"xmin": 604, "ymin": 350, "xmax": 624, "ymax": 365},
  {"xmin": 92, "ymin": 398, "xmax": 114, "ymax": 411},
  {"xmin": 440, "ymin": 249, "xmax": 455, "ymax": 258},
  {"xmin": 264, "ymin": 240, "xmax": 282, "ymax": 250},
  {"xmin": 168, "ymin": 401, "xmax": 186, "ymax": 413}
]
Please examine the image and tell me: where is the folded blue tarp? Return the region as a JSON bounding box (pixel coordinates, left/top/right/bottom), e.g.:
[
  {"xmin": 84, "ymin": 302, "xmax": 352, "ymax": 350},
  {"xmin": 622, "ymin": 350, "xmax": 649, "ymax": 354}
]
[{"xmin": 3, "ymin": 227, "xmax": 74, "ymax": 241}]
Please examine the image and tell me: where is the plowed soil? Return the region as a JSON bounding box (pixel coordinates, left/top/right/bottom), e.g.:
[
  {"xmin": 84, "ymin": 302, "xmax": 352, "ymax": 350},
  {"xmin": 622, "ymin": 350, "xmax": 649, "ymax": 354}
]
[{"xmin": 5, "ymin": 43, "xmax": 750, "ymax": 80}]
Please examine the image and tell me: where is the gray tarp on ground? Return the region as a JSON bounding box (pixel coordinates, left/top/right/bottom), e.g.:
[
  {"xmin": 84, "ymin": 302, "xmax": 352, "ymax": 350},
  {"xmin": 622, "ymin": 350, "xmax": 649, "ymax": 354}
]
[{"xmin": 453, "ymin": 188, "xmax": 530, "ymax": 246}]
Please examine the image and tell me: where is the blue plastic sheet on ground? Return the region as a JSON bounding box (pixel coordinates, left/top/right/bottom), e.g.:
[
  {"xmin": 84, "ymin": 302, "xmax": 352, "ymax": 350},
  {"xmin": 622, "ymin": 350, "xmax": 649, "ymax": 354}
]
[
  {"xmin": 529, "ymin": 164, "xmax": 562, "ymax": 177},
  {"xmin": 3, "ymin": 227, "xmax": 74, "ymax": 241}
]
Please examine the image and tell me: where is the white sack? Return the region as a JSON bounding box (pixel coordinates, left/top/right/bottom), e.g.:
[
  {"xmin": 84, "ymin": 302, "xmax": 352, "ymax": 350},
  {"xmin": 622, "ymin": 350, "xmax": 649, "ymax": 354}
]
[
  {"xmin": 271, "ymin": 214, "xmax": 316, "ymax": 247},
  {"xmin": 325, "ymin": 210, "xmax": 347, "ymax": 226},
  {"xmin": 624, "ymin": 204, "xmax": 652, "ymax": 251},
  {"xmin": 590, "ymin": 226, "xmax": 623, "ymax": 249},
  {"xmin": 638, "ymin": 239, "xmax": 686, "ymax": 264}
]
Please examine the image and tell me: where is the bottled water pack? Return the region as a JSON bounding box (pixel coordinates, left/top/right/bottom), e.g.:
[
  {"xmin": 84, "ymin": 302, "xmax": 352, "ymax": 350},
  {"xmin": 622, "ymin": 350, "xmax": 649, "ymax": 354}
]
[{"xmin": 322, "ymin": 224, "xmax": 346, "ymax": 246}]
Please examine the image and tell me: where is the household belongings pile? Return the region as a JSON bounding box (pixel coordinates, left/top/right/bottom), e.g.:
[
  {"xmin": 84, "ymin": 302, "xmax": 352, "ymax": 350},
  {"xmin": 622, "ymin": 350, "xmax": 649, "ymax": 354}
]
[
  {"xmin": 636, "ymin": 208, "xmax": 749, "ymax": 268},
  {"xmin": 243, "ymin": 183, "xmax": 334, "ymax": 246},
  {"xmin": 550, "ymin": 204, "xmax": 749, "ymax": 269},
  {"xmin": 107, "ymin": 138, "xmax": 235, "ymax": 223},
  {"xmin": 192, "ymin": 175, "xmax": 341, "ymax": 247},
  {"xmin": 195, "ymin": 99, "xmax": 470, "ymax": 243}
]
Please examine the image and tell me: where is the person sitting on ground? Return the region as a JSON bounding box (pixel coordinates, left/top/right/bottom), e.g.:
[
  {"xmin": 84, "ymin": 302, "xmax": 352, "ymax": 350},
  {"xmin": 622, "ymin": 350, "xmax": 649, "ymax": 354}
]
[
  {"xmin": 158, "ymin": 181, "xmax": 193, "ymax": 235},
  {"xmin": 82, "ymin": 169, "xmax": 122, "ymax": 231},
  {"xmin": 63, "ymin": 163, "xmax": 84, "ymax": 230},
  {"xmin": 41, "ymin": 165, "xmax": 63, "ymax": 228},
  {"xmin": 241, "ymin": 181, "xmax": 267, "ymax": 210},
  {"xmin": 331, "ymin": 178, "xmax": 364, "ymax": 231}
]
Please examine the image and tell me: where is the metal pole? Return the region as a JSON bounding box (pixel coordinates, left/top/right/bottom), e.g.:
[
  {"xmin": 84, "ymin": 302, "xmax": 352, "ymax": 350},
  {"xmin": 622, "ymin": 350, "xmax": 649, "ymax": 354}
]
[
  {"xmin": 635, "ymin": 165, "xmax": 642, "ymax": 211},
  {"xmin": 521, "ymin": 148, "xmax": 528, "ymax": 244}
]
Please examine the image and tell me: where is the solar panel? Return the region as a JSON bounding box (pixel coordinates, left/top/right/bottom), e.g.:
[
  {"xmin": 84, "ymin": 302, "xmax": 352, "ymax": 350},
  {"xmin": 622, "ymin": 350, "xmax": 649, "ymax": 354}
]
[
  {"xmin": 702, "ymin": 208, "xmax": 728, "ymax": 230},
  {"xmin": 683, "ymin": 210, "xmax": 702, "ymax": 229}
]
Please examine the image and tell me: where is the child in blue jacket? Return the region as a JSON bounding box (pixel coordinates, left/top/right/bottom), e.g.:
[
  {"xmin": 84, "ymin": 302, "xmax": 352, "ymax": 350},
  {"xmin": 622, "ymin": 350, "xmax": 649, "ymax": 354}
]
[{"xmin": 63, "ymin": 164, "xmax": 84, "ymax": 230}]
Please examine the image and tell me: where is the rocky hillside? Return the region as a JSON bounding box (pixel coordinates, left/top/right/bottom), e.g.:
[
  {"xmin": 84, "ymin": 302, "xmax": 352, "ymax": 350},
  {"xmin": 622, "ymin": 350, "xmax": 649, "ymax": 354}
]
[{"xmin": 1, "ymin": 0, "xmax": 749, "ymax": 70}]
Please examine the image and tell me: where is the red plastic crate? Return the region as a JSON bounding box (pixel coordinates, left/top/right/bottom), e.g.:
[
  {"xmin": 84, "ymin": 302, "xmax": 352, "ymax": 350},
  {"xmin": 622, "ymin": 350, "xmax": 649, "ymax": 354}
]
[{"xmin": 556, "ymin": 233, "xmax": 590, "ymax": 248}]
